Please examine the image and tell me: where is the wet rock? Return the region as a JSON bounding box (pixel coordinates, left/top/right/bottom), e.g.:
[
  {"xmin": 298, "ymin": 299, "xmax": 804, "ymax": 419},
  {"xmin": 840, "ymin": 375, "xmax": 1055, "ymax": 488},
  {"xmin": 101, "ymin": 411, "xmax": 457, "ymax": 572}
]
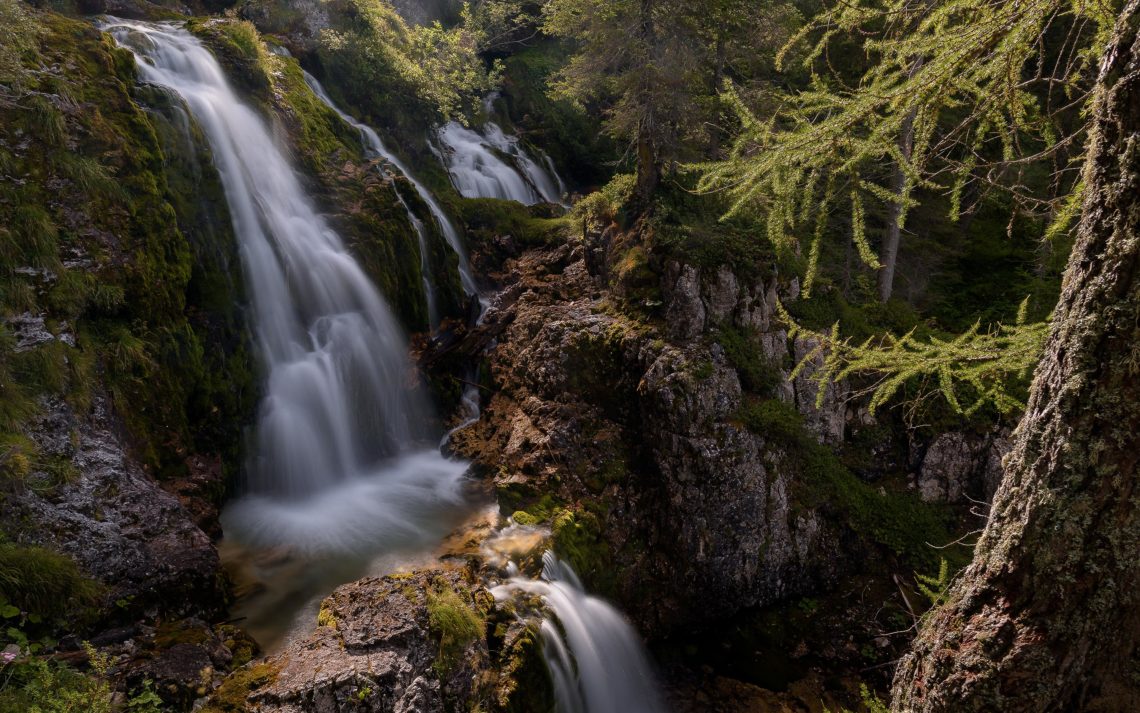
[
  {"xmin": 0, "ymin": 396, "xmax": 225, "ymax": 620},
  {"xmin": 233, "ymin": 568, "xmax": 491, "ymax": 713}
]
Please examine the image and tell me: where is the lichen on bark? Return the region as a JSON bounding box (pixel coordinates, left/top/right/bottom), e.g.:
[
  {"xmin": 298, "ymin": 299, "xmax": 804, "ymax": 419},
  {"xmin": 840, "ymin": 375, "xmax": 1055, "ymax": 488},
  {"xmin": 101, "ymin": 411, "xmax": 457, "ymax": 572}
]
[{"xmin": 891, "ymin": 3, "xmax": 1140, "ymax": 709}]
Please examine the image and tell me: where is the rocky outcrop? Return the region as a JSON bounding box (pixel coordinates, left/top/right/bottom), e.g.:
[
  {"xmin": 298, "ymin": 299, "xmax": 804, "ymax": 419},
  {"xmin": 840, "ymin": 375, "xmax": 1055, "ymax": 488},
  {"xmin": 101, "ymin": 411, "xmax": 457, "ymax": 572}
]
[
  {"xmin": 914, "ymin": 430, "xmax": 1012, "ymax": 504},
  {"xmin": 223, "ymin": 567, "xmax": 498, "ymax": 713},
  {"xmin": 0, "ymin": 394, "xmax": 226, "ymax": 620},
  {"xmin": 448, "ymin": 239, "xmax": 844, "ymax": 634}
]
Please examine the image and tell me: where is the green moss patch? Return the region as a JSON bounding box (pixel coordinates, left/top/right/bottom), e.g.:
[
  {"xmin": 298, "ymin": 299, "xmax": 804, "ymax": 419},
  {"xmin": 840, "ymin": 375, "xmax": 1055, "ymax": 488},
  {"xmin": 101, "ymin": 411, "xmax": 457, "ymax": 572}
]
[{"xmin": 426, "ymin": 578, "xmax": 484, "ymax": 677}]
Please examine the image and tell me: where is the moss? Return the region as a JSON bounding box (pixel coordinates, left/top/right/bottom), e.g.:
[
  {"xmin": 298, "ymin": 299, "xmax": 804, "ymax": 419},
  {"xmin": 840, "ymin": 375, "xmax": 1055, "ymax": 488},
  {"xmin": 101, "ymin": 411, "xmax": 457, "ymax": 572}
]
[
  {"xmin": 459, "ymin": 197, "xmax": 573, "ymax": 253},
  {"xmin": 426, "ymin": 578, "xmax": 484, "ymax": 677},
  {"xmin": 0, "ymin": 8, "xmax": 256, "ymax": 487},
  {"xmin": 200, "ymin": 662, "xmax": 279, "ymax": 713},
  {"xmin": 188, "ymin": 19, "xmax": 273, "ymax": 101},
  {"xmin": 505, "ymin": 493, "xmax": 562, "ymax": 524},
  {"xmin": 510, "ymin": 510, "xmax": 541, "ymax": 526},
  {"xmin": 154, "ymin": 621, "xmax": 211, "ymax": 648},
  {"xmin": 715, "ymin": 324, "xmax": 785, "ymax": 396},
  {"xmin": 316, "ymin": 600, "xmax": 338, "ymax": 629},
  {"xmin": 494, "ymin": 622, "xmax": 555, "ymax": 713},
  {"xmin": 551, "ymin": 507, "xmax": 614, "ymax": 594}
]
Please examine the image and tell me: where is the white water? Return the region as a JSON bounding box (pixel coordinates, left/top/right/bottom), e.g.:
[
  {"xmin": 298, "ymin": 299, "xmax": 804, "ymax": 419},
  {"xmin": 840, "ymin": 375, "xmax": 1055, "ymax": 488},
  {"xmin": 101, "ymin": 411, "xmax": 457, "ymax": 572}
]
[
  {"xmin": 302, "ymin": 74, "xmax": 478, "ymax": 303},
  {"xmin": 103, "ymin": 20, "xmax": 472, "ymax": 559},
  {"xmin": 494, "ymin": 551, "xmax": 669, "ymax": 713},
  {"xmin": 304, "ymin": 72, "xmax": 441, "ymax": 326},
  {"xmin": 301, "ymin": 72, "xmax": 489, "ymax": 435},
  {"xmin": 436, "ymin": 121, "xmax": 567, "ymax": 206}
]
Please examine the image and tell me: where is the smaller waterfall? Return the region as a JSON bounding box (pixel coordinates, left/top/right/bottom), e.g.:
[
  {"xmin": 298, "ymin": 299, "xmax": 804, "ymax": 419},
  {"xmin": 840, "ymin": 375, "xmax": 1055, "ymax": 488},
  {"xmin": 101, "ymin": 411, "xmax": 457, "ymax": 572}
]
[
  {"xmin": 494, "ymin": 551, "xmax": 669, "ymax": 713},
  {"xmin": 483, "ymin": 122, "xmax": 566, "ymax": 205},
  {"xmin": 303, "ymin": 74, "xmax": 479, "ymax": 301},
  {"xmin": 436, "ymin": 121, "xmax": 567, "ymax": 206}
]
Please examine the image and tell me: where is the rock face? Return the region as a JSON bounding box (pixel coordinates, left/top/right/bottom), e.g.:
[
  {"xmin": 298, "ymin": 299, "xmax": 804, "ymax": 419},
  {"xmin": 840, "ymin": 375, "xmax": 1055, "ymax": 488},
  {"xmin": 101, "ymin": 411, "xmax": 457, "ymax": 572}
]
[
  {"xmin": 450, "ymin": 238, "xmax": 844, "ymax": 634},
  {"xmin": 0, "ymin": 395, "xmax": 225, "ymax": 620},
  {"xmin": 234, "ymin": 568, "xmax": 493, "ymax": 713},
  {"xmin": 915, "ymin": 431, "xmax": 1012, "ymax": 504}
]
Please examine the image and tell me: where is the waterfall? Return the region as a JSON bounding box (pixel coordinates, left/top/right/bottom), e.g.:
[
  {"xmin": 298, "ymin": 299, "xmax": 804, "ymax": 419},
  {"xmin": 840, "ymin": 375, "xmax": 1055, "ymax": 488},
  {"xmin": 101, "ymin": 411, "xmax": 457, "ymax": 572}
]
[
  {"xmin": 494, "ymin": 551, "xmax": 669, "ymax": 713},
  {"xmin": 302, "ymin": 72, "xmax": 487, "ymax": 428},
  {"xmin": 436, "ymin": 121, "xmax": 567, "ymax": 206},
  {"xmin": 103, "ymin": 20, "xmax": 470, "ymax": 557},
  {"xmin": 302, "ymin": 74, "xmax": 479, "ymax": 302},
  {"xmin": 303, "ymin": 72, "xmax": 442, "ymax": 327}
]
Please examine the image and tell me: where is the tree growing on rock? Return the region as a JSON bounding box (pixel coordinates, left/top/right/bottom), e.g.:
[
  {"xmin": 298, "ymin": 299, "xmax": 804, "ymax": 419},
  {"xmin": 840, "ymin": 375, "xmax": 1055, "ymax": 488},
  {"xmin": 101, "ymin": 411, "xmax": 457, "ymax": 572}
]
[{"xmin": 891, "ymin": 1, "xmax": 1140, "ymax": 709}]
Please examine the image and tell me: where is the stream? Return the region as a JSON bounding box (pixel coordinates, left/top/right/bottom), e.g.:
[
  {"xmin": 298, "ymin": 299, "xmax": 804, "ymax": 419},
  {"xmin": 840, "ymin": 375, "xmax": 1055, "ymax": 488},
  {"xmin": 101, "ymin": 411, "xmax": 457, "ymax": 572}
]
[{"xmin": 104, "ymin": 18, "xmax": 666, "ymax": 710}]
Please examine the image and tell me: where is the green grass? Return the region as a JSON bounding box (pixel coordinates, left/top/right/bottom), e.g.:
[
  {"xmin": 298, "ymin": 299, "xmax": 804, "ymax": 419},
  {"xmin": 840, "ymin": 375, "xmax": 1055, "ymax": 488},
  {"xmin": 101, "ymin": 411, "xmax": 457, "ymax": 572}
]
[{"xmin": 0, "ymin": 543, "xmax": 100, "ymax": 623}]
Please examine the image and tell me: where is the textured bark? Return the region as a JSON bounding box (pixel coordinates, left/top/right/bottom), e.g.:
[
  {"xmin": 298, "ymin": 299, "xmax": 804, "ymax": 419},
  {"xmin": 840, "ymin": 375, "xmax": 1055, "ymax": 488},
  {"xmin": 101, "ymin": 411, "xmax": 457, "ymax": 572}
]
[{"xmin": 891, "ymin": 4, "xmax": 1140, "ymax": 711}]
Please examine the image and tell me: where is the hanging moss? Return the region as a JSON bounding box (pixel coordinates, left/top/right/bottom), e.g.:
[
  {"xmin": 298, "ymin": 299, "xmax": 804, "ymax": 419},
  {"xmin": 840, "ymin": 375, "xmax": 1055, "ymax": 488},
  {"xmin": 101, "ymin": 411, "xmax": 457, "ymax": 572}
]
[{"xmin": 0, "ymin": 7, "xmax": 256, "ymax": 488}]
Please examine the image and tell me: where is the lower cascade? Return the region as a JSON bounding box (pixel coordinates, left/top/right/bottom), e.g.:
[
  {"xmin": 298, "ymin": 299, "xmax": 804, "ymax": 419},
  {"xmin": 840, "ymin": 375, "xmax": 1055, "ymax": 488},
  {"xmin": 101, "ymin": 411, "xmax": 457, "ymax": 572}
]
[
  {"xmin": 494, "ymin": 551, "xmax": 669, "ymax": 713},
  {"xmin": 104, "ymin": 18, "xmax": 474, "ymax": 643}
]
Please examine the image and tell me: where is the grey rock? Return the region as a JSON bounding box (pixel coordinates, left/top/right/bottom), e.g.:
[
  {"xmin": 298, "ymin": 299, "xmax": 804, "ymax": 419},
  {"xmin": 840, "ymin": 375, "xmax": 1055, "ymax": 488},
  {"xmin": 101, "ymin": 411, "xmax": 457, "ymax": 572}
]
[
  {"xmin": 664, "ymin": 262, "xmax": 706, "ymax": 341},
  {"xmin": 1, "ymin": 396, "xmax": 224, "ymax": 619},
  {"xmin": 916, "ymin": 431, "xmax": 1013, "ymax": 504},
  {"xmin": 791, "ymin": 336, "xmax": 847, "ymax": 444},
  {"xmin": 243, "ymin": 569, "xmax": 487, "ymax": 713}
]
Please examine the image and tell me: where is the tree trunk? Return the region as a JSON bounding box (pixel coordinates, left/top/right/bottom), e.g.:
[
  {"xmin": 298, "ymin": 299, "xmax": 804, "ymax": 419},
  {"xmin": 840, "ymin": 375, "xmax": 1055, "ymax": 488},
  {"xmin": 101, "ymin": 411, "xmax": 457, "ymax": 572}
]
[
  {"xmin": 878, "ymin": 59, "xmax": 923, "ymax": 303},
  {"xmin": 634, "ymin": 0, "xmax": 660, "ymax": 205},
  {"xmin": 891, "ymin": 4, "xmax": 1140, "ymax": 711}
]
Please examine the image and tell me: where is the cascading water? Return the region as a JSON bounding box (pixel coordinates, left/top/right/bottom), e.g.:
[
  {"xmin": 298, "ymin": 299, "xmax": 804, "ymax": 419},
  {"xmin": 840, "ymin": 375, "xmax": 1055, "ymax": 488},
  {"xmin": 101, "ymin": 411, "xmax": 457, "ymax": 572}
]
[
  {"xmin": 301, "ymin": 72, "xmax": 486, "ymax": 428},
  {"xmin": 302, "ymin": 72, "xmax": 442, "ymax": 327},
  {"xmin": 482, "ymin": 122, "xmax": 567, "ymax": 206},
  {"xmin": 494, "ymin": 551, "xmax": 669, "ymax": 713},
  {"xmin": 436, "ymin": 121, "xmax": 567, "ymax": 206},
  {"xmin": 303, "ymin": 73, "xmax": 479, "ymax": 302},
  {"xmin": 104, "ymin": 19, "xmax": 475, "ymax": 644}
]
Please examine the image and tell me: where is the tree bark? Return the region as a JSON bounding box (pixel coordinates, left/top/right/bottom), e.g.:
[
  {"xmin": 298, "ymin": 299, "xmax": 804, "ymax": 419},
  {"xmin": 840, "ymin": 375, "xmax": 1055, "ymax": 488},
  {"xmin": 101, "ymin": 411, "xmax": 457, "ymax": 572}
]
[
  {"xmin": 891, "ymin": 4, "xmax": 1140, "ymax": 710},
  {"xmin": 878, "ymin": 58, "xmax": 923, "ymax": 303}
]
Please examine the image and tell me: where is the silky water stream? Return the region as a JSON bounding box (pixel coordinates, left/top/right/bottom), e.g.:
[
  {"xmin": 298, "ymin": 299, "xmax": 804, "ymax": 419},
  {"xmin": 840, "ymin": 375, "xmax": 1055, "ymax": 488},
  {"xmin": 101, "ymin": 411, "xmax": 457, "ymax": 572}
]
[
  {"xmin": 106, "ymin": 21, "xmax": 667, "ymax": 708},
  {"xmin": 104, "ymin": 19, "xmax": 478, "ymax": 648}
]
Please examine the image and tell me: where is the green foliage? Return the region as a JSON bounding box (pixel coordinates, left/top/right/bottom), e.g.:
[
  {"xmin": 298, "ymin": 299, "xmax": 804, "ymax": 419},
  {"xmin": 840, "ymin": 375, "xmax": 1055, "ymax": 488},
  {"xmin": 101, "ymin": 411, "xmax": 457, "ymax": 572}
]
[
  {"xmin": 426, "ymin": 579, "xmax": 484, "ymax": 675},
  {"xmin": 0, "ymin": 543, "xmax": 100, "ymax": 624},
  {"xmin": 736, "ymin": 398, "xmax": 804, "ymax": 444},
  {"xmin": 574, "ymin": 173, "xmax": 636, "ymax": 227},
  {"xmin": 781, "ymin": 298, "xmax": 1048, "ymax": 416},
  {"xmin": 543, "ymin": 0, "xmax": 800, "ymax": 189},
  {"xmin": 915, "ymin": 557, "xmax": 952, "ymax": 609},
  {"xmin": 715, "ymin": 325, "xmax": 783, "ymax": 395},
  {"xmin": 459, "ymin": 198, "xmax": 572, "ymax": 248},
  {"xmin": 696, "ymin": 0, "xmax": 1111, "ymax": 291},
  {"xmin": 0, "ymin": 0, "xmax": 39, "ymax": 93},
  {"xmin": 0, "ymin": 644, "xmax": 163, "ymax": 713},
  {"xmin": 321, "ymin": 0, "xmax": 501, "ymax": 122}
]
